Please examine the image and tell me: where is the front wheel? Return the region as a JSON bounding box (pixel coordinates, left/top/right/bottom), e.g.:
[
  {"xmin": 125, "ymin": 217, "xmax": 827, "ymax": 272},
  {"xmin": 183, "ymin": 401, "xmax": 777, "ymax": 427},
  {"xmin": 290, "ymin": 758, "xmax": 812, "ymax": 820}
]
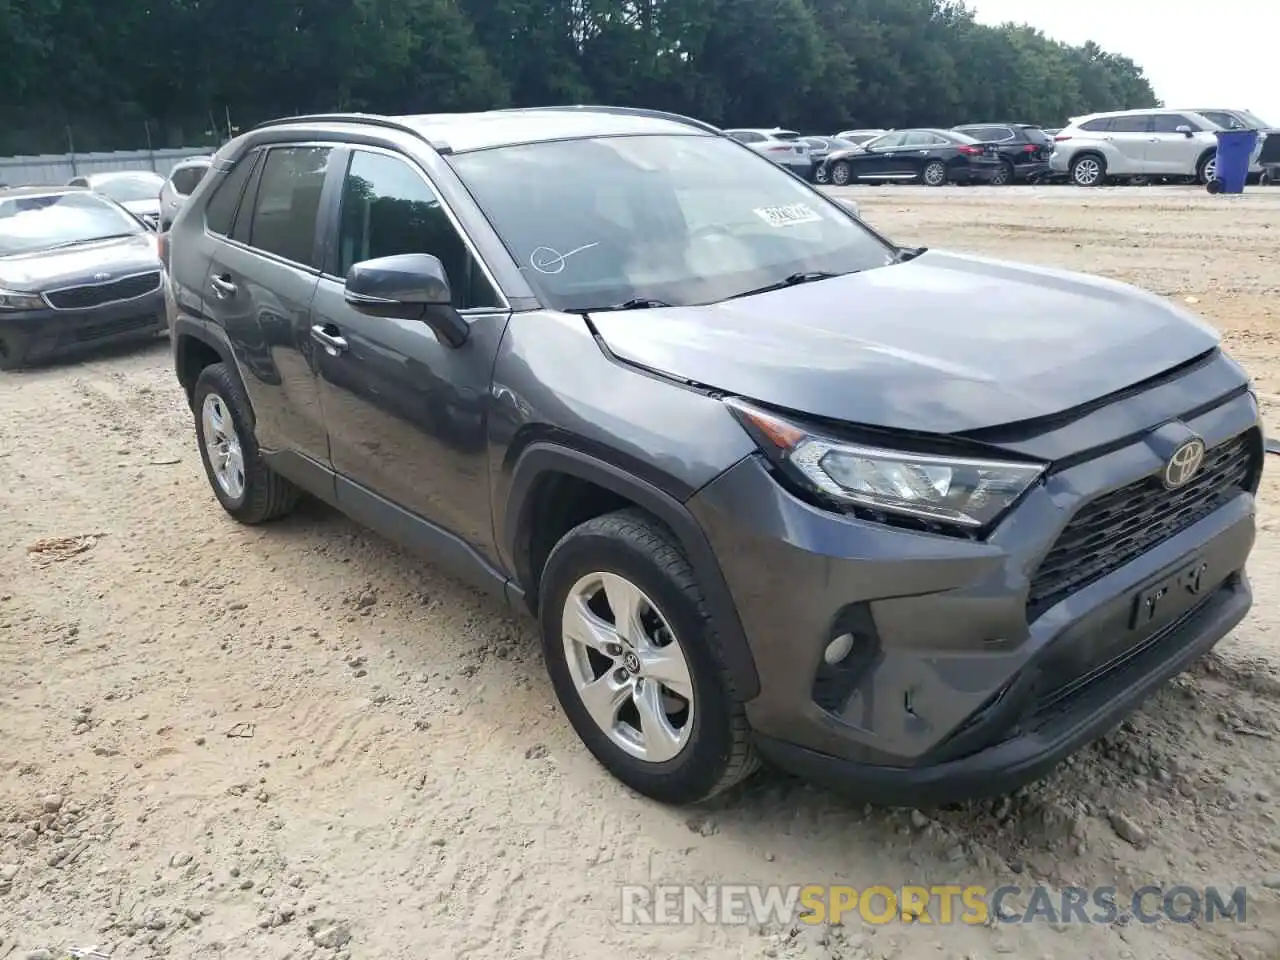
[
  {"xmin": 815, "ymin": 164, "xmax": 829, "ymax": 185},
  {"xmin": 538, "ymin": 509, "xmax": 757, "ymax": 805},
  {"xmin": 1197, "ymin": 153, "xmax": 1217, "ymax": 185},
  {"xmin": 829, "ymin": 161, "xmax": 852, "ymax": 186},
  {"xmin": 921, "ymin": 160, "xmax": 948, "ymax": 186}
]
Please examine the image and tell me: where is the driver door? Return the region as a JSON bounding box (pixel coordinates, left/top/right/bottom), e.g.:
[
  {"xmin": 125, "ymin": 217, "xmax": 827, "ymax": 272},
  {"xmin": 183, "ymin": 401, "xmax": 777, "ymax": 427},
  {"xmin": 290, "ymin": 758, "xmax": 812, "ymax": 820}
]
[{"xmin": 853, "ymin": 132, "xmax": 907, "ymax": 179}]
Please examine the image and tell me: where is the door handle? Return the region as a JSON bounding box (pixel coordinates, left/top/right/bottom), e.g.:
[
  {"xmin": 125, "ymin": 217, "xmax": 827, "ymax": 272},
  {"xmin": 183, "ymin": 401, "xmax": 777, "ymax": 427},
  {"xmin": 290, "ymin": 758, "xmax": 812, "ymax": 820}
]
[
  {"xmin": 209, "ymin": 275, "xmax": 236, "ymax": 298},
  {"xmin": 310, "ymin": 323, "xmax": 349, "ymax": 355}
]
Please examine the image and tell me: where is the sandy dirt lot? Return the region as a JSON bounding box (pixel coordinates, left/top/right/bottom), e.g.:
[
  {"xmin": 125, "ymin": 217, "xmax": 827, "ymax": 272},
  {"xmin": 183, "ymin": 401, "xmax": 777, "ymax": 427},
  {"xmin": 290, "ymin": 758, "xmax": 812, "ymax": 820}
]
[{"xmin": 2, "ymin": 185, "xmax": 1279, "ymax": 960}]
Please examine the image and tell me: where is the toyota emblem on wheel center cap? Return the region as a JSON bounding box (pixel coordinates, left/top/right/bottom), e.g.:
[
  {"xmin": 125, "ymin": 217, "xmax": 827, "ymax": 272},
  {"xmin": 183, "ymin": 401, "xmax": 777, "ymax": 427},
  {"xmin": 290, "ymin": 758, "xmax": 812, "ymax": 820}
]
[{"xmin": 1163, "ymin": 438, "xmax": 1206, "ymax": 490}]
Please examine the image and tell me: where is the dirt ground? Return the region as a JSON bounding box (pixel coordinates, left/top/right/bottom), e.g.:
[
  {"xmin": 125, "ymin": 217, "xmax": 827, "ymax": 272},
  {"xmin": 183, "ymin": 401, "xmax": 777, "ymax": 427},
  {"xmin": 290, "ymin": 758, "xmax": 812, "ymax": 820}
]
[{"xmin": 2, "ymin": 184, "xmax": 1280, "ymax": 960}]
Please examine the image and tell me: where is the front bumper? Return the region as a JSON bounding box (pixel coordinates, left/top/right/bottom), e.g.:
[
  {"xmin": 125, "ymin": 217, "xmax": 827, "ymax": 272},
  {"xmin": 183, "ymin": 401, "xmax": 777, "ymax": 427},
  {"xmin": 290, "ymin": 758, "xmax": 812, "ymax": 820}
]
[
  {"xmin": 686, "ymin": 377, "xmax": 1261, "ymax": 804},
  {"xmin": 0, "ymin": 290, "xmax": 166, "ymax": 368},
  {"xmin": 1015, "ymin": 160, "xmax": 1052, "ymax": 181}
]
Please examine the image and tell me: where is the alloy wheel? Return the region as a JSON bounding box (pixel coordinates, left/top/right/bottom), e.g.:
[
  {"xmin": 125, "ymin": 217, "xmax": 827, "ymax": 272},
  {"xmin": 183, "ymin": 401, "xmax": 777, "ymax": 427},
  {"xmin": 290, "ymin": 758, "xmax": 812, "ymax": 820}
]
[
  {"xmin": 560, "ymin": 572, "xmax": 695, "ymax": 763},
  {"xmin": 923, "ymin": 162, "xmax": 947, "ymax": 186},
  {"xmin": 1072, "ymin": 157, "xmax": 1101, "ymax": 186},
  {"xmin": 830, "ymin": 162, "xmax": 851, "ymax": 186},
  {"xmin": 200, "ymin": 392, "xmax": 246, "ymax": 501}
]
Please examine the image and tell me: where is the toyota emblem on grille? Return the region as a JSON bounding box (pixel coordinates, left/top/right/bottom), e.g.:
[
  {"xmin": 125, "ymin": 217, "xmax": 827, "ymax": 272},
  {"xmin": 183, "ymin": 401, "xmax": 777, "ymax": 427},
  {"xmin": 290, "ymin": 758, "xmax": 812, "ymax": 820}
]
[
  {"xmin": 1163, "ymin": 438, "xmax": 1206, "ymax": 490},
  {"xmin": 93, "ymin": 272, "xmax": 110, "ymax": 281}
]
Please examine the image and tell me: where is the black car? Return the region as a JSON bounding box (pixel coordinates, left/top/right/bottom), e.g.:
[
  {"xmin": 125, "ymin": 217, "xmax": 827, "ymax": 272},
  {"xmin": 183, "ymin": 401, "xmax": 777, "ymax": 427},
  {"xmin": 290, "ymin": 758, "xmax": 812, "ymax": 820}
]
[
  {"xmin": 822, "ymin": 129, "xmax": 1002, "ymax": 186},
  {"xmin": 800, "ymin": 136, "xmax": 859, "ymax": 183},
  {"xmin": 0, "ymin": 186, "xmax": 166, "ymax": 369},
  {"xmin": 952, "ymin": 123, "xmax": 1054, "ymax": 184},
  {"xmin": 165, "ymin": 107, "xmax": 1260, "ymax": 807}
]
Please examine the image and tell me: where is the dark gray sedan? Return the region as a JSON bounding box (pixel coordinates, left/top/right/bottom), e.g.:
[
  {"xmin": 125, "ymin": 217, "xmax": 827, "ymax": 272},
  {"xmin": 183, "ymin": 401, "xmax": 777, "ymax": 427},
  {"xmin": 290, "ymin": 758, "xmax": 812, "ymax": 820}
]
[{"xmin": 0, "ymin": 186, "xmax": 166, "ymax": 369}]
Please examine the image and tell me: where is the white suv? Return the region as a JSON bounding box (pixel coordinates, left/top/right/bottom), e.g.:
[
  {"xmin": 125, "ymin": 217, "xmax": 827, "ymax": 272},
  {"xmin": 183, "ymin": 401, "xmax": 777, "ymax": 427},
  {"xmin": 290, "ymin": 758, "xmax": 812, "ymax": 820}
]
[{"xmin": 1050, "ymin": 109, "xmax": 1225, "ymax": 186}]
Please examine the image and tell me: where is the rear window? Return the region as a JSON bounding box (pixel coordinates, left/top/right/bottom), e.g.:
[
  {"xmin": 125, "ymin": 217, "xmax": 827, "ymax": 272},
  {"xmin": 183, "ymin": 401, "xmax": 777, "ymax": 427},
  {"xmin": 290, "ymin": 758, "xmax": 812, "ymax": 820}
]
[
  {"xmin": 772, "ymin": 131, "xmax": 801, "ymax": 141},
  {"xmin": 170, "ymin": 165, "xmax": 208, "ymax": 196},
  {"xmin": 1019, "ymin": 126, "xmax": 1051, "ymax": 143}
]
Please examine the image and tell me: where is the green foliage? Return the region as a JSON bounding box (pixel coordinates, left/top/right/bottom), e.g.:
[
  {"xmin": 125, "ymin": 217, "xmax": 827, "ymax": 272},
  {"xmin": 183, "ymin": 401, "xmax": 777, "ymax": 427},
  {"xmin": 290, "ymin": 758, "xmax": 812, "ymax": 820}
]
[{"xmin": 0, "ymin": 0, "xmax": 1158, "ymax": 154}]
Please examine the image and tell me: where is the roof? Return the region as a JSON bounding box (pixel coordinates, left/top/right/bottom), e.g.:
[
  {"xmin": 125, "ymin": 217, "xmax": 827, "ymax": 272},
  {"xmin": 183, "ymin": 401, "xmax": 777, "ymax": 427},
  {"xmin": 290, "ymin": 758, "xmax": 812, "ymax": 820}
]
[{"xmin": 256, "ymin": 106, "xmax": 720, "ymax": 154}]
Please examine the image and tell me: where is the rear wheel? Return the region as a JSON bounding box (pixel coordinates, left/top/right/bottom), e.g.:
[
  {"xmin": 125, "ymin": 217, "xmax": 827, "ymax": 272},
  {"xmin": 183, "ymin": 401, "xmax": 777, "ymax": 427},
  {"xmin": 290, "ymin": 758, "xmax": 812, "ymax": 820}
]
[
  {"xmin": 815, "ymin": 164, "xmax": 829, "ymax": 184},
  {"xmin": 829, "ymin": 161, "xmax": 852, "ymax": 186},
  {"xmin": 192, "ymin": 362, "xmax": 300, "ymax": 524},
  {"xmin": 539, "ymin": 509, "xmax": 757, "ymax": 805},
  {"xmin": 1070, "ymin": 154, "xmax": 1106, "ymax": 186},
  {"xmin": 921, "ymin": 160, "xmax": 947, "ymax": 186},
  {"xmin": 990, "ymin": 160, "xmax": 1013, "ymax": 186}
]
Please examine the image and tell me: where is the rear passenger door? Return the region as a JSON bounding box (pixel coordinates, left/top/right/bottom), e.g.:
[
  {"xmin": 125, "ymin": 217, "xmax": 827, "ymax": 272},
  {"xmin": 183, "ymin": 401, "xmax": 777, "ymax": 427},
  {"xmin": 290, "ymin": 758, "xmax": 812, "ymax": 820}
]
[
  {"xmin": 201, "ymin": 143, "xmax": 335, "ymax": 472},
  {"xmin": 310, "ymin": 147, "xmax": 511, "ymax": 556},
  {"xmin": 1101, "ymin": 114, "xmax": 1152, "ymax": 171}
]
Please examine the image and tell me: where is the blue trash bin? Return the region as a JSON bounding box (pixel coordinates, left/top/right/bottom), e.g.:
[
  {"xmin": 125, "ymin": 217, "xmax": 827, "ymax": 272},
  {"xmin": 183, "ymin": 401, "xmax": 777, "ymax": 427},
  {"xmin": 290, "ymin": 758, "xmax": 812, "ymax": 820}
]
[{"xmin": 1211, "ymin": 129, "xmax": 1258, "ymax": 194}]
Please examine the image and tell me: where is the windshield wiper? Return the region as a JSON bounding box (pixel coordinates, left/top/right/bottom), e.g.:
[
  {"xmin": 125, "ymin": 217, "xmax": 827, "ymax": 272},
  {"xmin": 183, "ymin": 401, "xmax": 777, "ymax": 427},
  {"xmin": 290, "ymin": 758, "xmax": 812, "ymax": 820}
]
[
  {"xmin": 726, "ymin": 271, "xmax": 841, "ymax": 301},
  {"xmin": 41, "ymin": 233, "xmax": 137, "ymax": 251},
  {"xmin": 585, "ymin": 297, "xmax": 674, "ymax": 312}
]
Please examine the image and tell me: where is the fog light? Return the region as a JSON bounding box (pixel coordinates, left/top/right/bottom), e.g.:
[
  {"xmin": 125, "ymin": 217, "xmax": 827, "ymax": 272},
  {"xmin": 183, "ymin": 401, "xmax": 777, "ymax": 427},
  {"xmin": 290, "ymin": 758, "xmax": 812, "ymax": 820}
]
[{"xmin": 824, "ymin": 632, "xmax": 855, "ymax": 665}]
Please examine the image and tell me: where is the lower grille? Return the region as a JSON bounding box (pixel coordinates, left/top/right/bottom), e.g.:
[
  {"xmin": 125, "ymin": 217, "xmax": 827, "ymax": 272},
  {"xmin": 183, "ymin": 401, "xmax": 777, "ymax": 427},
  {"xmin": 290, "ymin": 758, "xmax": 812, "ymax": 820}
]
[
  {"xmin": 46, "ymin": 271, "xmax": 161, "ymax": 310},
  {"xmin": 1027, "ymin": 431, "xmax": 1256, "ymax": 618},
  {"xmin": 68, "ymin": 313, "xmax": 160, "ymax": 343}
]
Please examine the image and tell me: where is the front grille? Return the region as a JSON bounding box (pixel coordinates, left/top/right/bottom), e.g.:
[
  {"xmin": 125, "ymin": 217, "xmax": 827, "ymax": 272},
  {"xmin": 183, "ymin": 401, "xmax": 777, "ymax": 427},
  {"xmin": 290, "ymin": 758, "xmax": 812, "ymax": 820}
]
[
  {"xmin": 1027, "ymin": 431, "xmax": 1256, "ymax": 618},
  {"xmin": 45, "ymin": 271, "xmax": 161, "ymax": 310},
  {"xmin": 67, "ymin": 313, "xmax": 160, "ymax": 343}
]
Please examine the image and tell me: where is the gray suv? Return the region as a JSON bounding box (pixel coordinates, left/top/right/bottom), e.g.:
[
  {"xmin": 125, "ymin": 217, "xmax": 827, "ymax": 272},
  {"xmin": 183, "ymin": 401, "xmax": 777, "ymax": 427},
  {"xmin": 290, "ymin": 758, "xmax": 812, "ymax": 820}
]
[{"xmin": 164, "ymin": 107, "xmax": 1263, "ymax": 806}]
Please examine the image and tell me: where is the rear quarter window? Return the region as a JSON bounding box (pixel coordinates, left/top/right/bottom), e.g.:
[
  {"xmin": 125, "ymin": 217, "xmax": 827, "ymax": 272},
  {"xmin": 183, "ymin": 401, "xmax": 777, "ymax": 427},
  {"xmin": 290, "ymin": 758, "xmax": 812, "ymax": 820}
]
[
  {"xmin": 203, "ymin": 151, "xmax": 260, "ymax": 236},
  {"xmin": 1079, "ymin": 118, "xmax": 1113, "ymax": 132}
]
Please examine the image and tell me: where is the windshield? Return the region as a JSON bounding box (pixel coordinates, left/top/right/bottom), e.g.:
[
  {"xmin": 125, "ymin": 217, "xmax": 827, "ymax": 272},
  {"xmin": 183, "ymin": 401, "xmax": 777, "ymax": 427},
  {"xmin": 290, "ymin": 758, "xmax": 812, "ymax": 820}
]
[
  {"xmin": 91, "ymin": 173, "xmax": 164, "ymax": 203},
  {"xmin": 449, "ymin": 134, "xmax": 895, "ymax": 312},
  {"xmin": 0, "ymin": 191, "xmax": 143, "ymax": 257}
]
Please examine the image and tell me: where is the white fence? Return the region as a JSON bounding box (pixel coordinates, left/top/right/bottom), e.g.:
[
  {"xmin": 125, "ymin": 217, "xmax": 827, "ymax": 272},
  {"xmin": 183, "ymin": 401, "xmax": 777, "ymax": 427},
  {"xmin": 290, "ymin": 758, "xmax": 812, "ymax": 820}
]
[{"xmin": 0, "ymin": 147, "xmax": 213, "ymax": 186}]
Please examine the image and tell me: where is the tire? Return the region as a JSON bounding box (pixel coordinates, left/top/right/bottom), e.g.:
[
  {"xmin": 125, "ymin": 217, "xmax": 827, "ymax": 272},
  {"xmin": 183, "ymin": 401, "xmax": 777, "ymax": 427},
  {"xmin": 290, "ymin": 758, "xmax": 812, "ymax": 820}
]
[
  {"xmin": 829, "ymin": 161, "xmax": 852, "ymax": 186},
  {"xmin": 990, "ymin": 161, "xmax": 1013, "ymax": 186},
  {"xmin": 815, "ymin": 164, "xmax": 829, "ymax": 185},
  {"xmin": 538, "ymin": 509, "xmax": 758, "ymax": 805},
  {"xmin": 1196, "ymin": 152, "xmax": 1217, "ymax": 185},
  {"xmin": 921, "ymin": 160, "xmax": 947, "ymax": 186},
  {"xmin": 0, "ymin": 331, "xmax": 32, "ymax": 371},
  {"xmin": 192, "ymin": 362, "xmax": 300, "ymax": 524},
  {"xmin": 1070, "ymin": 154, "xmax": 1106, "ymax": 186}
]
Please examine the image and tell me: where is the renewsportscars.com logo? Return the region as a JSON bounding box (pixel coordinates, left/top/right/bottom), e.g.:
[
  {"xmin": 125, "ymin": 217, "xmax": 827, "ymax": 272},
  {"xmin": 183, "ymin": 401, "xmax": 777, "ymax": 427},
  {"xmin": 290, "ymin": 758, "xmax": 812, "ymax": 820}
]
[{"xmin": 619, "ymin": 884, "xmax": 1249, "ymax": 926}]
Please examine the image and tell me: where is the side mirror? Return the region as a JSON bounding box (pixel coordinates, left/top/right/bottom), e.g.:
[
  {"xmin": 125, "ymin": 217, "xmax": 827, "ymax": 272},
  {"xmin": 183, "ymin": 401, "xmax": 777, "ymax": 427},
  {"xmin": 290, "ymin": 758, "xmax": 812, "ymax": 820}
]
[
  {"xmin": 1175, "ymin": 125, "xmax": 1193, "ymax": 137},
  {"xmin": 344, "ymin": 253, "xmax": 469, "ymax": 348}
]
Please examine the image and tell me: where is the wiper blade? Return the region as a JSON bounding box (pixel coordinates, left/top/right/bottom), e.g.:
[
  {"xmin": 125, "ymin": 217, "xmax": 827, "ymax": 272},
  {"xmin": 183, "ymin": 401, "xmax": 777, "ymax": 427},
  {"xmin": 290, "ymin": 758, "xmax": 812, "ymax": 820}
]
[
  {"xmin": 587, "ymin": 297, "xmax": 674, "ymax": 312},
  {"xmin": 727, "ymin": 271, "xmax": 841, "ymax": 301},
  {"xmin": 41, "ymin": 234, "xmax": 137, "ymax": 251}
]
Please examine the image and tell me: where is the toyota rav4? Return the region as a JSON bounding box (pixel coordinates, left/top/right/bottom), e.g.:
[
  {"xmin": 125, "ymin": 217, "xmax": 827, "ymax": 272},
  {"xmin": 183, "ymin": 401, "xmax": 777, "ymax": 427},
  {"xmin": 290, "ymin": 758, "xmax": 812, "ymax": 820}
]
[{"xmin": 163, "ymin": 106, "xmax": 1263, "ymax": 806}]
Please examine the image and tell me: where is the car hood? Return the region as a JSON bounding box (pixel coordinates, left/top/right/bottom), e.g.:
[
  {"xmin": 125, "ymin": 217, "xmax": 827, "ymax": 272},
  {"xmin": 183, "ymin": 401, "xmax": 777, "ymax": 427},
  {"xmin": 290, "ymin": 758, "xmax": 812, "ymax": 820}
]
[
  {"xmin": 0, "ymin": 235, "xmax": 160, "ymax": 292},
  {"xmin": 120, "ymin": 198, "xmax": 160, "ymax": 216},
  {"xmin": 588, "ymin": 249, "xmax": 1222, "ymax": 434}
]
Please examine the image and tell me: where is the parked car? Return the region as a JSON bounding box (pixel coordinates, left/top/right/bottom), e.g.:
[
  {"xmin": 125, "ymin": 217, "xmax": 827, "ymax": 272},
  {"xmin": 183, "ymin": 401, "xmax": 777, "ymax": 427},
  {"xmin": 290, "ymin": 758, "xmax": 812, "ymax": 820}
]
[
  {"xmin": 167, "ymin": 105, "xmax": 1261, "ymax": 807},
  {"xmin": 722, "ymin": 127, "xmax": 813, "ymax": 178},
  {"xmin": 833, "ymin": 129, "xmax": 888, "ymax": 145},
  {"xmin": 822, "ymin": 128, "xmax": 1002, "ymax": 186},
  {"xmin": 159, "ymin": 156, "xmax": 213, "ymax": 231},
  {"xmin": 1190, "ymin": 108, "xmax": 1272, "ymax": 132},
  {"xmin": 951, "ymin": 122, "xmax": 1054, "ymax": 184},
  {"xmin": 67, "ymin": 170, "xmax": 166, "ymax": 229},
  {"xmin": 1050, "ymin": 109, "xmax": 1233, "ymax": 186},
  {"xmin": 801, "ymin": 136, "xmax": 859, "ymax": 183},
  {"xmin": 0, "ymin": 186, "xmax": 165, "ymax": 369}
]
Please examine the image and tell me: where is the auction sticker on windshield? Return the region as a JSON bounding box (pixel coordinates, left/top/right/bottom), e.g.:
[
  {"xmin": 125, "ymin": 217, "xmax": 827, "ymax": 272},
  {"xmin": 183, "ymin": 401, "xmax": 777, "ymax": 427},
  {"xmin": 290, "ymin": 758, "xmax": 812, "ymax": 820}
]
[{"xmin": 753, "ymin": 203, "xmax": 823, "ymax": 227}]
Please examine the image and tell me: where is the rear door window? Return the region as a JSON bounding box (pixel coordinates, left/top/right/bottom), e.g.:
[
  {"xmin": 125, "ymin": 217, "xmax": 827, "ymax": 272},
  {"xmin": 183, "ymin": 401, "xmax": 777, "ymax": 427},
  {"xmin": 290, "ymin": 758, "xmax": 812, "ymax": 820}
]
[{"xmin": 245, "ymin": 146, "xmax": 332, "ymax": 267}]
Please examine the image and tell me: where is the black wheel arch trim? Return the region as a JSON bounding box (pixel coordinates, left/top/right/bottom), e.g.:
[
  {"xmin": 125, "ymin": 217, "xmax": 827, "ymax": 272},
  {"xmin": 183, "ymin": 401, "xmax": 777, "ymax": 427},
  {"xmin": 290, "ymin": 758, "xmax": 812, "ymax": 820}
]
[
  {"xmin": 172, "ymin": 316, "xmax": 253, "ymax": 418},
  {"xmin": 504, "ymin": 442, "xmax": 761, "ymax": 701}
]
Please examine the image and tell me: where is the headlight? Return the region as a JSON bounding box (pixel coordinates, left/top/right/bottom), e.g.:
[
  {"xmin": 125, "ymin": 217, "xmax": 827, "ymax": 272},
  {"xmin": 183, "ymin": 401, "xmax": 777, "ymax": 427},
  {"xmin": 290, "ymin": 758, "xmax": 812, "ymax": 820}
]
[
  {"xmin": 0, "ymin": 288, "xmax": 45, "ymax": 311},
  {"xmin": 725, "ymin": 398, "xmax": 1046, "ymax": 529}
]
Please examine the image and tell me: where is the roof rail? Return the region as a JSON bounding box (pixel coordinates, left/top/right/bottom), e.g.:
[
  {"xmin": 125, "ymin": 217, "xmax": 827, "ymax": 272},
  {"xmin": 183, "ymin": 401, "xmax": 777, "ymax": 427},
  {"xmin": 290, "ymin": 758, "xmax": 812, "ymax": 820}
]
[
  {"xmin": 490, "ymin": 104, "xmax": 721, "ymax": 135},
  {"xmin": 249, "ymin": 113, "xmax": 452, "ymax": 152}
]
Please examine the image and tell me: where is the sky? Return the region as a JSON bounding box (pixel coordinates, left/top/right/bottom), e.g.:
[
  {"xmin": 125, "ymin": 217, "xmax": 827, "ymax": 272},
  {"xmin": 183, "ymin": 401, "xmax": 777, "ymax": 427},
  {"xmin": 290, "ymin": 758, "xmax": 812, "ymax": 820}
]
[{"xmin": 965, "ymin": 0, "xmax": 1277, "ymax": 127}]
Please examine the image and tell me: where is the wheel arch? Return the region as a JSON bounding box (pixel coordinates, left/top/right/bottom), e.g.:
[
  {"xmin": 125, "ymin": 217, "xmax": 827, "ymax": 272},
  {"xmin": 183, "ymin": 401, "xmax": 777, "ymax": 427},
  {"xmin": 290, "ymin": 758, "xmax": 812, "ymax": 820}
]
[
  {"xmin": 504, "ymin": 442, "xmax": 761, "ymax": 701},
  {"xmin": 172, "ymin": 317, "xmax": 252, "ymax": 421}
]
